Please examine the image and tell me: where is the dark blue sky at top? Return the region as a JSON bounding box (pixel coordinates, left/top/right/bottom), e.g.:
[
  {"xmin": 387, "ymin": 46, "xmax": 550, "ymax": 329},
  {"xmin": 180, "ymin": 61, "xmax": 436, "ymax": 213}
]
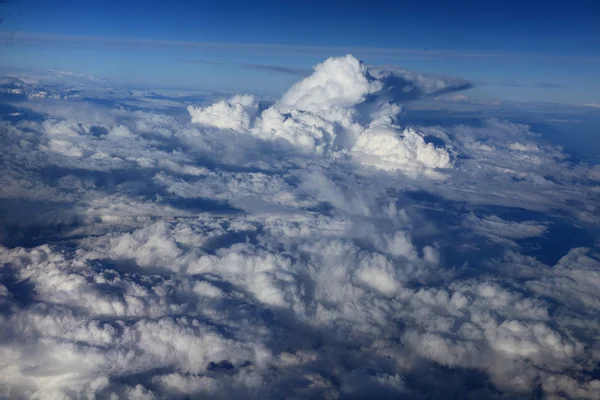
[
  {"xmin": 1, "ymin": 0, "xmax": 599, "ymax": 103},
  {"xmin": 5, "ymin": 0, "xmax": 599, "ymax": 52}
]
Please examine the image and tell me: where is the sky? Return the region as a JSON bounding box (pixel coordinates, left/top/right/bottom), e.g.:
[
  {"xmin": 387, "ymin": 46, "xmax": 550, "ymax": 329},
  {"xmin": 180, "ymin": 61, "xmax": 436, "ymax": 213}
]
[{"xmin": 1, "ymin": 0, "xmax": 599, "ymax": 103}]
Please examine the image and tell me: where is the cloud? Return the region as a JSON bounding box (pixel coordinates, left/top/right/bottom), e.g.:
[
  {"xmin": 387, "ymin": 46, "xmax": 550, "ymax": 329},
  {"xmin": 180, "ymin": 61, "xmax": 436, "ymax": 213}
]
[
  {"xmin": 588, "ymin": 165, "xmax": 600, "ymax": 181},
  {"xmin": 497, "ymin": 81, "xmax": 565, "ymax": 89},
  {"xmin": 183, "ymin": 60, "xmax": 311, "ymax": 77},
  {"xmin": 351, "ymin": 119, "xmax": 452, "ymax": 177},
  {"xmin": 238, "ymin": 63, "xmax": 311, "ymax": 77},
  {"xmin": 446, "ymin": 94, "xmax": 469, "ymax": 101},
  {"xmin": 367, "ymin": 63, "xmax": 475, "ymax": 101},
  {"xmin": 187, "ymin": 54, "xmax": 471, "ymax": 172},
  {"xmin": 547, "ymin": 118, "xmax": 583, "ymax": 124},
  {"xmin": 463, "ymin": 213, "xmax": 548, "ymax": 246},
  {"xmin": 188, "ymin": 94, "xmax": 259, "ymax": 130},
  {"xmin": 0, "ymin": 56, "xmax": 599, "ymax": 399},
  {"xmin": 279, "ymin": 54, "xmax": 384, "ymax": 110}
]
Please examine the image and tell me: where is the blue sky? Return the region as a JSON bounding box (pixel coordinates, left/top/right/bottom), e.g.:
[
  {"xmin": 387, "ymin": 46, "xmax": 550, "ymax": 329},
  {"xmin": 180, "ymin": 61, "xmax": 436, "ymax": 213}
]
[{"xmin": 1, "ymin": 0, "xmax": 599, "ymax": 103}]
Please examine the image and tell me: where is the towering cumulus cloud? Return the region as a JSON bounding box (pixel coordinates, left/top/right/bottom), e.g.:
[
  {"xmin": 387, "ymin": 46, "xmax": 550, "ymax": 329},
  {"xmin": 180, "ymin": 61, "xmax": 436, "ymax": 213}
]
[
  {"xmin": 189, "ymin": 55, "xmax": 460, "ymax": 173},
  {"xmin": 0, "ymin": 55, "xmax": 599, "ymax": 399}
]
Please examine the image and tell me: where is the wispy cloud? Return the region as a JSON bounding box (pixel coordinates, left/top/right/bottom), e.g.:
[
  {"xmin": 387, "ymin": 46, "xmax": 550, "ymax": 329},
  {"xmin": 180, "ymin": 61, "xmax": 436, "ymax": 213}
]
[
  {"xmin": 183, "ymin": 59, "xmax": 311, "ymax": 77},
  {"xmin": 533, "ymin": 82, "xmax": 565, "ymax": 89},
  {"xmin": 2, "ymin": 31, "xmax": 600, "ymax": 64},
  {"xmin": 546, "ymin": 118, "xmax": 583, "ymax": 123},
  {"xmin": 497, "ymin": 81, "xmax": 565, "ymax": 89},
  {"xmin": 238, "ymin": 63, "xmax": 311, "ymax": 76}
]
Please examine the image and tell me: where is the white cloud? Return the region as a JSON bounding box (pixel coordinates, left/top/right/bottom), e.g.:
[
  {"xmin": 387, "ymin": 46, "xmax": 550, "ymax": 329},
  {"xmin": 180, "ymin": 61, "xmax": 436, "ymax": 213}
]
[
  {"xmin": 0, "ymin": 57, "xmax": 599, "ymax": 399},
  {"xmin": 188, "ymin": 94, "xmax": 258, "ymax": 130},
  {"xmin": 588, "ymin": 165, "xmax": 600, "ymax": 181},
  {"xmin": 45, "ymin": 138, "xmax": 85, "ymax": 157},
  {"xmin": 508, "ymin": 142, "xmax": 540, "ymax": 152},
  {"xmin": 186, "ymin": 55, "xmax": 466, "ymax": 177},
  {"xmin": 447, "ymin": 94, "xmax": 469, "ymax": 101},
  {"xmin": 463, "ymin": 213, "xmax": 548, "ymax": 246},
  {"xmin": 352, "ymin": 118, "xmax": 452, "ymax": 176},
  {"xmin": 280, "ymin": 54, "xmax": 383, "ymax": 110}
]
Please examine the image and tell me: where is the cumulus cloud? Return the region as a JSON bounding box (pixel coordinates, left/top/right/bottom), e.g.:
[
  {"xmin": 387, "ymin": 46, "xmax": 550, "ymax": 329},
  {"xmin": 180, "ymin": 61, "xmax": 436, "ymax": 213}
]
[
  {"xmin": 279, "ymin": 54, "xmax": 383, "ymax": 110},
  {"xmin": 186, "ymin": 55, "xmax": 469, "ymax": 177},
  {"xmin": 0, "ymin": 55, "xmax": 599, "ymax": 400},
  {"xmin": 351, "ymin": 118, "xmax": 452, "ymax": 176},
  {"xmin": 188, "ymin": 94, "xmax": 258, "ymax": 130}
]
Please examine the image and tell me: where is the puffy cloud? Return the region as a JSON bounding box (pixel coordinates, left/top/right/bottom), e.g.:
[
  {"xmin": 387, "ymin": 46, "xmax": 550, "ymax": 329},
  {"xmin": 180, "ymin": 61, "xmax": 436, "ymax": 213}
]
[
  {"xmin": 0, "ymin": 57, "xmax": 599, "ymax": 400},
  {"xmin": 188, "ymin": 55, "xmax": 470, "ymax": 167},
  {"xmin": 588, "ymin": 165, "xmax": 600, "ymax": 181},
  {"xmin": 279, "ymin": 54, "xmax": 383, "ymax": 110},
  {"xmin": 188, "ymin": 94, "xmax": 258, "ymax": 130},
  {"xmin": 45, "ymin": 138, "xmax": 85, "ymax": 157},
  {"xmin": 252, "ymin": 107, "xmax": 343, "ymax": 153},
  {"xmin": 352, "ymin": 118, "xmax": 452, "ymax": 176}
]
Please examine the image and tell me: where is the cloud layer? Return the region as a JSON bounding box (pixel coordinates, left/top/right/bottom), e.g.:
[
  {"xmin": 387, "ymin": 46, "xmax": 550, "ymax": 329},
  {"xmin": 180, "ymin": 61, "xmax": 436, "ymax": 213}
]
[{"xmin": 0, "ymin": 55, "xmax": 599, "ymax": 400}]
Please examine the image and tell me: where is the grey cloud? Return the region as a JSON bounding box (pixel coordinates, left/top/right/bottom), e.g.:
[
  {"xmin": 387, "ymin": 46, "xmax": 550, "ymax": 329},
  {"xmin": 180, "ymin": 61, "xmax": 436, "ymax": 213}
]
[{"xmin": 368, "ymin": 64, "xmax": 475, "ymax": 101}]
